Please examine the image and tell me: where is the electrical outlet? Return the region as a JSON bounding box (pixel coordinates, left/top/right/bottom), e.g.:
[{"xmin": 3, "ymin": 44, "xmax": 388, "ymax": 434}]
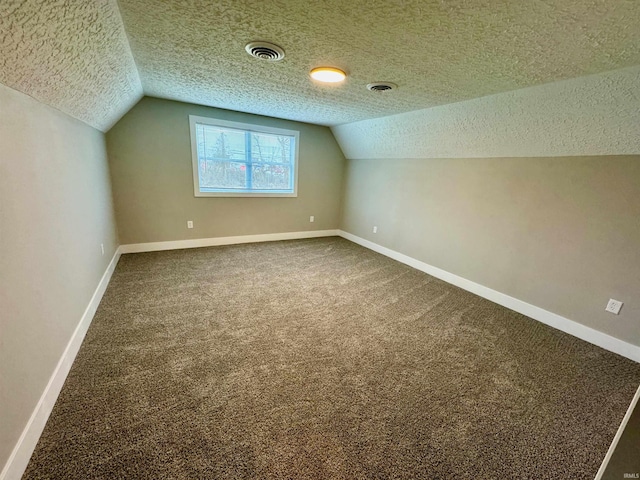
[
  {"xmin": 373, "ymin": 226, "xmax": 378, "ymax": 234},
  {"xmin": 605, "ymin": 299, "xmax": 623, "ymax": 315},
  {"xmin": 310, "ymin": 215, "xmax": 315, "ymax": 223},
  {"xmin": 187, "ymin": 221, "xmax": 194, "ymax": 229},
  {"xmin": 100, "ymin": 243, "xmax": 104, "ymax": 256}
]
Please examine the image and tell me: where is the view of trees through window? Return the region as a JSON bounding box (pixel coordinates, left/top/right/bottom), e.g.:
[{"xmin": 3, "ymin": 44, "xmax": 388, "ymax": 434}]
[{"xmin": 195, "ymin": 123, "xmax": 295, "ymax": 192}]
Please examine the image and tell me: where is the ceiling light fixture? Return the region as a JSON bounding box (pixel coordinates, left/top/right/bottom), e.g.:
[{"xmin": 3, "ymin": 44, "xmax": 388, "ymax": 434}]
[{"xmin": 310, "ymin": 67, "xmax": 346, "ymax": 83}]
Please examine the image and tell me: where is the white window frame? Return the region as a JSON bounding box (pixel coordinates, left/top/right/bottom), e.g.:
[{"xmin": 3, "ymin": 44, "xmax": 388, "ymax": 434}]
[{"xmin": 189, "ymin": 115, "xmax": 299, "ymax": 197}]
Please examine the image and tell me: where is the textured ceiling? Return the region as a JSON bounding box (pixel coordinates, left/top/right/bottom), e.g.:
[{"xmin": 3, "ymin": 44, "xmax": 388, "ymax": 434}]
[
  {"xmin": 117, "ymin": 0, "xmax": 640, "ymax": 126},
  {"xmin": 1, "ymin": 1, "xmax": 639, "ymax": 130},
  {"xmin": 0, "ymin": 0, "xmax": 142, "ymax": 131},
  {"xmin": 333, "ymin": 65, "xmax": 640, "ymax": 159}
]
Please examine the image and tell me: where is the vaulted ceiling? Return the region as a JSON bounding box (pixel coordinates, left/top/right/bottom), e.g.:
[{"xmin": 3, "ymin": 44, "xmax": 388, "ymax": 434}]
[
  {"xmin": 1, "ymin": 0, "xmax": 639, "ymax": 131},
  {"xmin": 0, "ymin": 1, "xmax": 142, "ymax": 130}
]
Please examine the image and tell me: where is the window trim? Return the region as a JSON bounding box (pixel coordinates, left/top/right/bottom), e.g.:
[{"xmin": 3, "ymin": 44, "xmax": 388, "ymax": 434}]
[{"xmin": 189, "ymin": 115, "xmax": 300, "ymax": 197}]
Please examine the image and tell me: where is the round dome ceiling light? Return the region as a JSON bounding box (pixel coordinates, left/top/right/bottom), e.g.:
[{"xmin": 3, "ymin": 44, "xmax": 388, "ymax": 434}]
[
  {"xmin": 366, "ymin": 82, "xmax": 398, "ymax": 92},
  {"xmin": 245, "ymin": 41, "xmax": 285, "ymax": 61},
  {"xmin": 310, "ymin": 67, "xmax": 347, "ymax": 83}
]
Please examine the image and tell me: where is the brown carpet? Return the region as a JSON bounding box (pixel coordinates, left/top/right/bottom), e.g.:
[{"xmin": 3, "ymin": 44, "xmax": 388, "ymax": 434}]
[{"xmin": 24, "ymin": 237, "xmax": 640, "ymax": 479}]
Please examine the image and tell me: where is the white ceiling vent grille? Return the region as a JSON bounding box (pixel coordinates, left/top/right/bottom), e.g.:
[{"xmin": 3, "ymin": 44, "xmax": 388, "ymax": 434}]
[
  {"xmin": 245, "ymin": 42, "xmax": 285, "ymax": 61},
  {"xmin": 366, "ymin": 82, "xmax": 398, "ymax": 92}
]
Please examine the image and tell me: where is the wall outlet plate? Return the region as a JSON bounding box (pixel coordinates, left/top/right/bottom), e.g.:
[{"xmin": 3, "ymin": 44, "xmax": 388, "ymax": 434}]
[
  {"xmin": 605, "ymin": 299, "xmax": 623, "ymax": 315},
  {"xmin": 187, "ymin": 221, "xmax": 194, "ymax": 229},
  {"xmin": 310, "ymin": 216, "xmax": 314, "ymax": 223}
]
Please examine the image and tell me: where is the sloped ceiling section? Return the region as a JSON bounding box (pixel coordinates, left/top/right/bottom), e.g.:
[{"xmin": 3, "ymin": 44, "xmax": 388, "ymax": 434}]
[
  {"xmin": 117, "ymin": 0, "xmax": 640, "ymax": 126},
  {"xmin": 332, "ymin": 65, "xmax": 640, "ymax": 159},
  {"xmin": 0, "ymin": 0, "xmax": 142, "ymax": 131}
]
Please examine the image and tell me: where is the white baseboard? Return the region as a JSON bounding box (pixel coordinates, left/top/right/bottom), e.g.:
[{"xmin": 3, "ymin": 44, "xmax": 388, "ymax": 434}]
[
  {"xmin": 594, "ymin": 384, "xmax": 640, "ymax": 480},
  {"xmin": 338, "ymin": 230, "xmax": 640, "ymax": 363},
  {"xmin": 119, "ymin": 229, "xmax": 340, "ymax": 254},
  {"xmin": 0, "ymin": 249, "xmax": 121, "ymax": 480}
]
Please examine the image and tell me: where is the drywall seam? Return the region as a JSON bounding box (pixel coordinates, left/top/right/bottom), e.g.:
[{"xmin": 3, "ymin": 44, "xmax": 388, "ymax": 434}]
[
  {"xmin": 119, "ymin": 230, "xmax": 340, "ymax": 253},
  {"xmin": 332, "ymin": 65, "xmax": 640, "ymax": 159},
  {"xmin": 338, "ymin": 230, "xmax": 640, "ymax": 363},
  {"xmin": 113, "ymin": 0, "xmax": 144, "ymax": 90},
  {"xmin": 0, "ymin": 250, "xmax": 121, "ymax": 480},
  {"xmin": 594, "ymin": 384, "xmax": 640, "ymax": 480}
]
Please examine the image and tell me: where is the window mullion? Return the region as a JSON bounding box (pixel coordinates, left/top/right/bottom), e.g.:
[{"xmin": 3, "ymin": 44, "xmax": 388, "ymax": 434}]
[{"xmin": 245, "ymin": 132, "xmax": 252, "ymax": 190}]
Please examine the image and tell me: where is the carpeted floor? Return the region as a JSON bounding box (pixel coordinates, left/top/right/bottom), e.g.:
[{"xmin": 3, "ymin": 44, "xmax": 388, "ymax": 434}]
[{"xmin": 24, "ymin": 237, "xmax": 640, "ymax": 479}]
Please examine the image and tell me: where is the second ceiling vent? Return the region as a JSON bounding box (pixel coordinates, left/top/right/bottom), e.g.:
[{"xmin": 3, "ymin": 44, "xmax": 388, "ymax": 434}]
[
  {"xmin": 245, "ymin": 41, "xmax": 285, "ymax": 61},
  {"xmin": 366, "ymin": 82, "xmax": 398, "ymax": 92}
]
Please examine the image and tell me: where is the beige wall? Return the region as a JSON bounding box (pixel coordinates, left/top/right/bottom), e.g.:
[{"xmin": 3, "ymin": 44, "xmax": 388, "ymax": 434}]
[
  {"xmin": 0, "ymin": 84, "xmax": 119, "ymax": 469},
  {"xmin": 341, "ymin": 156, "xmax": 640, "ymax": 346},
  {"xmin": 106, "ymin": 97, "xmax": 345, "ymax": 244}
]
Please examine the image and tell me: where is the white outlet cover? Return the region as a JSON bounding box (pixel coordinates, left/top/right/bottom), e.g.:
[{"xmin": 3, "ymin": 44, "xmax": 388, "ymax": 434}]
[
  {"xmin": 373, "ymin": 226, "xmax": 378, "ymax": 233},
  {"xmin": 310, "ymin": 216, "xmax": 314, "ymax": 222},
  {"xmin": 605, "ymin": 299, "xmax": 623, "ymax": 315},
  {"xmin": 187, "ymin": 221, "xmax": 194, "ymax": 229}
]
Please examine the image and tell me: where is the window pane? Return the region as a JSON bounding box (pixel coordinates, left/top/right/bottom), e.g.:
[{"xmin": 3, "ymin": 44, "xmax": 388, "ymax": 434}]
[
  {"xmin": 200, "ymin": 161, "xmax": 247, "ymax": 190},
  {"xmin": 197, "ymin": 125, "xmax": 248, "ymax": 189},
  {"xmin": 197, "ymin": 125, "xmax": 246, "ymax": 161},
  {"xmin": 251, "ymin": 164, "xmax": 291, "ymax": 191},
  {"xmin": 251, "ymin": 133, "xmax": 292, "ymax": 165}
]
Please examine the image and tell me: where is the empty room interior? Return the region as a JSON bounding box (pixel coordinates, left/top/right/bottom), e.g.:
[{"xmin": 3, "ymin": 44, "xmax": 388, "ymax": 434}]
[{"xmin": 2, "ymin": 1, "xmax": 640, "ymax": 479}]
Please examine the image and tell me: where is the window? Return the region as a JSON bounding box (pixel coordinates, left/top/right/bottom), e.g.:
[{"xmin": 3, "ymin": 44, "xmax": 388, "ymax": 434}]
[{"xmin": 189, "ymin": 115, "xmax": 299, "ymax": 197}]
